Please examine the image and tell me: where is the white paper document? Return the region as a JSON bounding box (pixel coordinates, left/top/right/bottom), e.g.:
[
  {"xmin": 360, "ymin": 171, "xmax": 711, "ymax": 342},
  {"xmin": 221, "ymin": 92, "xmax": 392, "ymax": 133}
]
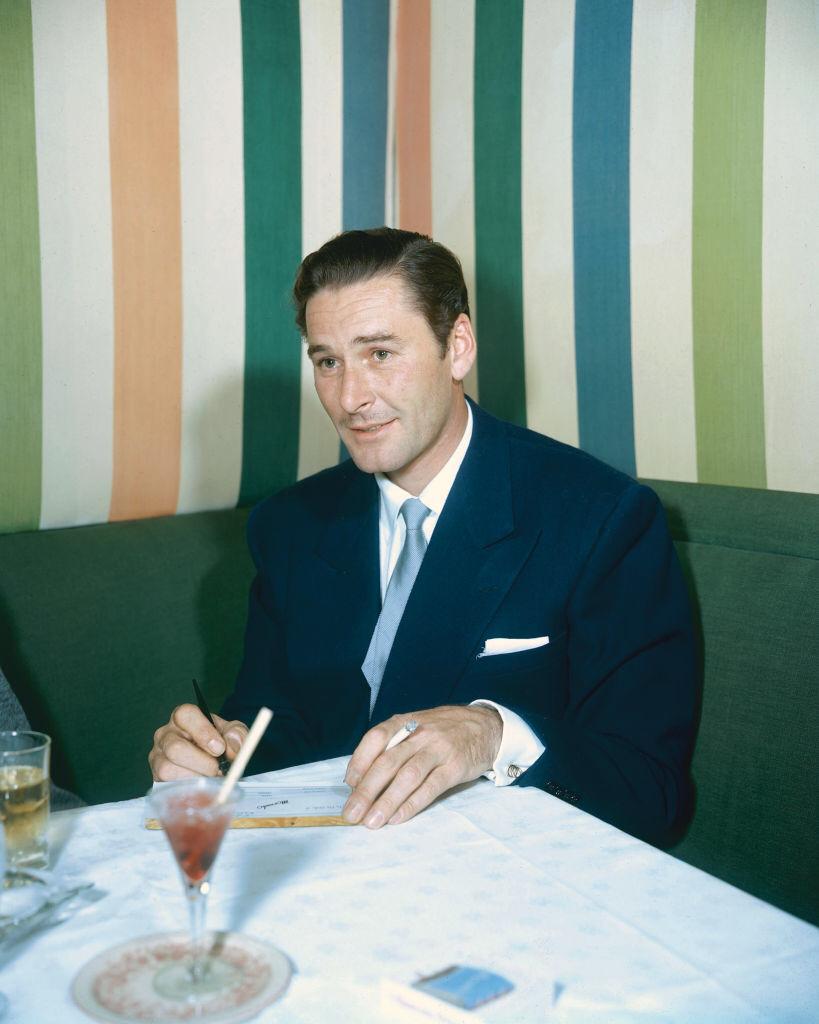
[
  {"xmin": 232, "ymin": 783, "xmax": 350, "ymax": 820},
  {"xmin": 145, "ymin": 782, "xmax": 351, "ymax": 829}
]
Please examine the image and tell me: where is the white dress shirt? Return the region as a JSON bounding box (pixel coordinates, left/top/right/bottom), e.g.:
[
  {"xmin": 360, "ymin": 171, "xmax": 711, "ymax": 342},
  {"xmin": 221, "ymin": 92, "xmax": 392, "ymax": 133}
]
[{"xmin": 373, "ymin": 404, "xmax": 545, "ymax": 785}]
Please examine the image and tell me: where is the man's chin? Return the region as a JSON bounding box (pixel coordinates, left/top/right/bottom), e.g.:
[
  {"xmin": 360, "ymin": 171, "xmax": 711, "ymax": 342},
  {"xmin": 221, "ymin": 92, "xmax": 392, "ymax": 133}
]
[
  {"xmin": 343, "ymin": 440, "xmax": 401, "ymax": 477},
  {"xmin": 346, "ymin": 450, "xmax": 393, "ymax": 475}
]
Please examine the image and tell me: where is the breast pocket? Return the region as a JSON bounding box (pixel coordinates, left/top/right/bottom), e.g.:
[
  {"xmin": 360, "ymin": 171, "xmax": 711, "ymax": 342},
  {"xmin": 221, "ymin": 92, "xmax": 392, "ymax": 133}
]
[
  {"xmin": 470, "ymin": 631, "xmax": 567, "ymax": 677},
  {"xmin": 464, "ymin": 631, "xmax": 568, "ymax": 716}
]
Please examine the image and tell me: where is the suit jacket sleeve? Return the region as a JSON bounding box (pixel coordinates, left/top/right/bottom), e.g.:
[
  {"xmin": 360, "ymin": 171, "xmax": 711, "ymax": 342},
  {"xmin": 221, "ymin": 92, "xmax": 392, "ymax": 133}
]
[
  {"xmin": 220, "ymin": 504, "xmax": 318, "ymax": 772},
  {"xmin": 513, "ymin": 483, "xmax": 697, "ymax": 846}
]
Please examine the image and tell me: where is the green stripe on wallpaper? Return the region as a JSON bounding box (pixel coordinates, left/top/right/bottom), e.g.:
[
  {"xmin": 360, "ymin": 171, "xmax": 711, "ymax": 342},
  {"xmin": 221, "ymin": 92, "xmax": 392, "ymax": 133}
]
[
  {"xmin": 692, "ymin": 0, "xmax": 767, "ymax": 488},
  {"xmin": 0, "ymin": 0, "xmax": 42, "ymax": 532},
  {"xmin": 474, "ymin": 0, "xmax": 526, "ymax": 428},
  {"xmin": 240, "ymin": 0, "xmax": 303, "ymax": 506}
]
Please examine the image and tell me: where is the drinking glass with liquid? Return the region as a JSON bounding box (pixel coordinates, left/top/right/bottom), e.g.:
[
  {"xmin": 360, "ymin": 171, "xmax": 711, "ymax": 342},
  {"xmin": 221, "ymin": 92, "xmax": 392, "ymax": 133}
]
[
  {"xmin": 0, "ymin": 732, "xmax": 50, "ymax": 869},
  {"xmin": 0, "ymin": 822, "xmax": 9, "ymax": 1017}
]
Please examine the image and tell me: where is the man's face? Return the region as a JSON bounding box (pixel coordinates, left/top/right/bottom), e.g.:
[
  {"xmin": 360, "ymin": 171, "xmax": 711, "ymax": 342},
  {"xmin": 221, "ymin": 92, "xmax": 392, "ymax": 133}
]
[{"xmin": 305, "ymin": 275, "xmax": 474, "ymax": 494}]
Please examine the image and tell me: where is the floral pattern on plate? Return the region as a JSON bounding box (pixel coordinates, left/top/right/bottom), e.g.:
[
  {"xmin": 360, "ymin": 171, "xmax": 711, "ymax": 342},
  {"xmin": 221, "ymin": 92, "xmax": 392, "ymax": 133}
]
[{"xmin": 72, "ymin": 931, "xmax": 291, "ymax": 1024}]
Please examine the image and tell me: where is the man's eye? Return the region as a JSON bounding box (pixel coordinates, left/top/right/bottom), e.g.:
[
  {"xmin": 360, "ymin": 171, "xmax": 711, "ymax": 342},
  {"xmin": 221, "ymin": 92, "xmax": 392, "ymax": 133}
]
[
  {"xmin": 373, "ymin": 350, "xmax": 390, "ymax": 362},
  {"xmin": 319, "ymin": 358, "xmax": 337, "ymax": 370}
]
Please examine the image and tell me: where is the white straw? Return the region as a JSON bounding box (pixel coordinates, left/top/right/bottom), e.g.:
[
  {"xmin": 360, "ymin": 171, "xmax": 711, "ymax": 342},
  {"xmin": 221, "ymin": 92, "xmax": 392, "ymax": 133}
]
[{"xmin": 216, "ymin": 706, "xmax": 273, "ymax": 805}]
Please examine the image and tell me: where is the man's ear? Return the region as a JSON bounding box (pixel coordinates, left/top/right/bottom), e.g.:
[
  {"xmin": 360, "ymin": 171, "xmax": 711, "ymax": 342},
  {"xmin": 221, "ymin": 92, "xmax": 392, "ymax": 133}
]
[{"xmin": 448, "ymin": 314, "xmax": 477, "ymax": 382}]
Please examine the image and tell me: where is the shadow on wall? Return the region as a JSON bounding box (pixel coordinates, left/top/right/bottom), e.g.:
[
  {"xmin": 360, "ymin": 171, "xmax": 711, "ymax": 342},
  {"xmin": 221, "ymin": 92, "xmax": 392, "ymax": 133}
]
[{"xmin": 235, "ymin": 367, "xmax": 302, "ymax": 509}]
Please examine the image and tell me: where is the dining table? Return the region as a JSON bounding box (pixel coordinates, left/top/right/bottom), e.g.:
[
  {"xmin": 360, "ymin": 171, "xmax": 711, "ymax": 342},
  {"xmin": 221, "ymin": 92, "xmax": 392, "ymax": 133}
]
[{"xmin": 1, "ymin": 755, "xmax": 817, "ymax": 1023}]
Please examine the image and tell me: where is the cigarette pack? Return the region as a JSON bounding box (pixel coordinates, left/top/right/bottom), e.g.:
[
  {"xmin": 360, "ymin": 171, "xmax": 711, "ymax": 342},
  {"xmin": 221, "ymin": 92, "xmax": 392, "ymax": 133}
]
[{"xmin": 381, "ymin": 966, "xmax": 514, "ymax": 1024}]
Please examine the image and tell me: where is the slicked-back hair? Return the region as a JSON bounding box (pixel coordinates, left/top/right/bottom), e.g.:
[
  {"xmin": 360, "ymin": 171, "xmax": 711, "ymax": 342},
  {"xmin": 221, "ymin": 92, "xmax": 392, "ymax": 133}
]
[{"xmin": 293, "ymin": 227, "xmax": 471, "ymax": 355}]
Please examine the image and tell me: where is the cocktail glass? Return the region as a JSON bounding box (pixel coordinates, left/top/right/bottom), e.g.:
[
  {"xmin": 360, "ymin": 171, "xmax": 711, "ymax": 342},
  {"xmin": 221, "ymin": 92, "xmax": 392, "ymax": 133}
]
[{"xmin": 146, "ymin": 777, "xmax": 241, "ymax": 1001}]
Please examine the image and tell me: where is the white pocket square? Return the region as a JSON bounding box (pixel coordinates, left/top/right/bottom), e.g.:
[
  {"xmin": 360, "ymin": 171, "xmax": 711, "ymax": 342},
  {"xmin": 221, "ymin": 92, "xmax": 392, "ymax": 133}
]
[{"xmin": 478, "ymin": 636, "xmax": 550, "ymax": 658}]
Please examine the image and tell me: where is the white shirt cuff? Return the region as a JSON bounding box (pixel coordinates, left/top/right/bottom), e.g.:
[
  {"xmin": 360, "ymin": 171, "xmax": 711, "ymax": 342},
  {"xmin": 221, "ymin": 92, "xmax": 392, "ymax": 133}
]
[{"xmin": 470, "ymin": 700, "xmax": 546, "ymax": 786}]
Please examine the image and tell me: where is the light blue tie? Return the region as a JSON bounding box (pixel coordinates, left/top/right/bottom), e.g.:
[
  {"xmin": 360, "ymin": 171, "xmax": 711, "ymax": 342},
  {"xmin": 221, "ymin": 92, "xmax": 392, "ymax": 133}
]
[{"xmin": 362, "ymin": 498, "xmax": 431, "ymax": 715}]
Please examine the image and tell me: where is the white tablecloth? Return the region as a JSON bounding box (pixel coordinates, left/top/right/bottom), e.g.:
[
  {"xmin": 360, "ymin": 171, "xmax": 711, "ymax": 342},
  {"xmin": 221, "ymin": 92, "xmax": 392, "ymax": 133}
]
[{"xmin": 2, "ymin": 756, "xmax": 817, "ymax": 1022}]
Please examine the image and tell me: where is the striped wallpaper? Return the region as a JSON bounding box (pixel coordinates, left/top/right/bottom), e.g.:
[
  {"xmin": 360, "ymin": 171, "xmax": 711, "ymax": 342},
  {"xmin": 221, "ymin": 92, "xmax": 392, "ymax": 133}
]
[{"xmin": 0, "ymin": 0, "xmax": 817, "ymax": 535}]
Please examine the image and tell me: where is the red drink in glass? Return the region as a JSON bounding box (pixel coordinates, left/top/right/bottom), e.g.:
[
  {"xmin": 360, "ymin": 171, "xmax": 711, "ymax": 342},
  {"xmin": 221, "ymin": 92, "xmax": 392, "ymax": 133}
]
[
  {"xmin": 162, "ymin": 791, "xmax": 232, "ymax": 883},
  {"xmin": 146, "ymin": 778, "xmax": 241, "ymax": 1000}
]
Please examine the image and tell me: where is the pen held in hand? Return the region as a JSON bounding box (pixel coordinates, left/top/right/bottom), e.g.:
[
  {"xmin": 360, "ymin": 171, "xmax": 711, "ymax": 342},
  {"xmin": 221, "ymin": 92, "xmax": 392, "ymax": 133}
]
[{"xmin": 192, "ymin": 678, "xmax": 232, "ymax": 776}]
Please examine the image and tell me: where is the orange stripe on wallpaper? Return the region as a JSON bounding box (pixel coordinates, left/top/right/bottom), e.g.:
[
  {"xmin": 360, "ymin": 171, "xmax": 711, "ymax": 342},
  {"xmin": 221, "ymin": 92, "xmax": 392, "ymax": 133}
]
[
  {"xmin": 396, "ymin": 0, "xmax": 431, "ymax": 235},
  {"xmin": 107, "ymin": 0, "xmax": 182, "ymax": 521}
]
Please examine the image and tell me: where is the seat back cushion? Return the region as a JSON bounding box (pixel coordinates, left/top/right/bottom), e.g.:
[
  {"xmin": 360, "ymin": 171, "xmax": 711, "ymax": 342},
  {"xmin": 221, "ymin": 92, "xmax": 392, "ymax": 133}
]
[
  {"xmin": 650, "ymin": 481, "xmax": 819, "ymax": 925},
  {"xmin": 0, "ymin": 509, "xmax": 253, "ymax": 804}
]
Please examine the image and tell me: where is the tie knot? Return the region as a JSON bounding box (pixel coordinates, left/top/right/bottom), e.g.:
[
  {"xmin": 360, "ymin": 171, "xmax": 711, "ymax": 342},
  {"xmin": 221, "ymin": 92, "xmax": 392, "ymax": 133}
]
[{"xmin": 400, "ymin": 498, "xmax": 429, "ymax": 532}]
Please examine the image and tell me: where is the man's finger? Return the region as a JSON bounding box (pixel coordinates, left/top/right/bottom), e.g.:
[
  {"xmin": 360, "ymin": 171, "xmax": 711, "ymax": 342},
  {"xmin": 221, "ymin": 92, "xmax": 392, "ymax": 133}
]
[
  {"xmin": 360, "ymin": 753, "xmax": 442, "ymax": 831},
  {"xmin": 386, "ymin": 765, "xmax": 452, "ymax": 825},
  {"xmin": 343, "ymin": 741, "xmax": 429, "ymax": 825},
  {"xmin": 171, "ymin": 703, "xmax": 226, "ymax": 756},
  {"xmin": 149, "ymin": 753, "xmax": 203, "ymax": 783},
  {"xmin": 149, "ymin": 727, "xmax": 220, "ymax": 779},
  {"xmin": 358, "ymin": 753, "xmax": 446, "ymax": 829},
  {"xmin": 344, "ymin": 716, "xmax": 414, "ymax": 788},
  {"xmin": 212, "ymin": 715, "xmax": 248, "ymax": 756},
  {"xmin": 160, "ymin": 729, "xmax": 223, "ymax": 777}
]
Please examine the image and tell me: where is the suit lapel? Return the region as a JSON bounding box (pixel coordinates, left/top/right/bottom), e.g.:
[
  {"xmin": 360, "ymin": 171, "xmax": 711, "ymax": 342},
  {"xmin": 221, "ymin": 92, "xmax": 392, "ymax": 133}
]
[{"xmin": 373, "ymin": 404, "xmax": 541, "ymax": 719}]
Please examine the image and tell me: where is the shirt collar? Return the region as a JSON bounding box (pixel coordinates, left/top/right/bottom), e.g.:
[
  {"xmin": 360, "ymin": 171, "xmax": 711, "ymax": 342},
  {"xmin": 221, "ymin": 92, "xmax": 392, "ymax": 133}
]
[{"xmin": 375, "ymin": 402, "xmax": 474, "ymax": 524}]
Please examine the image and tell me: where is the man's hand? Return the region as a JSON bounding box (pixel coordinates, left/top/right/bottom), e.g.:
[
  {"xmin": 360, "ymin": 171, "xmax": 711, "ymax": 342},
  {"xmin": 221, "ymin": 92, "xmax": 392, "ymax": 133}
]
[
  {"xmin": 342, "ymin": 704, "xmax": 502, "ymax": 829},
  {"xmin": 149, "ymin": 704, "xmax": 249, "ymax": 781}
]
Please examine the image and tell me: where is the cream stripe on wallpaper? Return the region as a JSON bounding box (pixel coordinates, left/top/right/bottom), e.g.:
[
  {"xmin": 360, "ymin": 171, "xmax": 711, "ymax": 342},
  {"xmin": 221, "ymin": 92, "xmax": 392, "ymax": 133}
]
[
  {"xmin": 430, "ymin": 0, "xmax": 478, "ymax": 402},
  {"xmin": 521, "ymin": 0, "xmax": 577, "ymax": 448},
  {"xmin": 630, "ymin": 0, "xmax": 697, "ymax": 483},
  {"xmin": 32, "ymin": 0, "xmax": 114, "ymax": 530},
  {"xmin": 297, "ymin": 0, "xmax": 343, "ymax": 481},
  {"xmin": 176, "ymin": 0, "xmax": 245, "ymax": 514},
  {"xmin": 762, "ymin": 0, "xmax": 819, "ymax": 495}
]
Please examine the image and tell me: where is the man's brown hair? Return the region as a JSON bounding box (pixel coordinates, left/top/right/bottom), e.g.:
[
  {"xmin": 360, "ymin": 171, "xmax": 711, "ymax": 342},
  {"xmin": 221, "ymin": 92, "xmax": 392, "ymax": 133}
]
[{"xmin": 293, "ymin": 227, "xmax": 470, "ymax": 354}]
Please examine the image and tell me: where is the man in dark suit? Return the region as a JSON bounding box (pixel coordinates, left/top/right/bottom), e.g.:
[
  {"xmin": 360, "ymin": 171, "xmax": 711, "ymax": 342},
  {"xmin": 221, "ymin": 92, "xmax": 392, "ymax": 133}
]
[{"xmin": 150, "ymin": 228, "xmax": 696, "ymax": 845}]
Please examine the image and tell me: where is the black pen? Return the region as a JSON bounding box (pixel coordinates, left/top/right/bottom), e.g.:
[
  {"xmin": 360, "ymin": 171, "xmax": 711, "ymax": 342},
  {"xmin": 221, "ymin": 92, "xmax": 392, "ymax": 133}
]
[{"xmin": 192, "ymin": 678, "xmax": 231, "ymax": 776}]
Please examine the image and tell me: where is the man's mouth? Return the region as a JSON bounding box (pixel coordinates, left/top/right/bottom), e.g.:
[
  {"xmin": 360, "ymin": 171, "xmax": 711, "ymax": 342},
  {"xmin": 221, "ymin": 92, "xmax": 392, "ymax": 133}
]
[{"xmin": 347, "ymin": 419, "xmax": 395, "ymax": 436}]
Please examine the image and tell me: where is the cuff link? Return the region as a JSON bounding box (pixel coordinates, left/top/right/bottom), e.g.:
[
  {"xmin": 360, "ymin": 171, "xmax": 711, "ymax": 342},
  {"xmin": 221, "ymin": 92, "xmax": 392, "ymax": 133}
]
[{"xmin": 506, "ymin": 764, "xmax": 523, "ymax": 779}]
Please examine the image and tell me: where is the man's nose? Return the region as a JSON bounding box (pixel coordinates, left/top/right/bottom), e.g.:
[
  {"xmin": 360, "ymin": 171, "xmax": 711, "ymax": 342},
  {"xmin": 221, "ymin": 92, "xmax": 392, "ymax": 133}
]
[{"xmin": 339, "ymin": 365, "xmax": 373, "ymax": 413}]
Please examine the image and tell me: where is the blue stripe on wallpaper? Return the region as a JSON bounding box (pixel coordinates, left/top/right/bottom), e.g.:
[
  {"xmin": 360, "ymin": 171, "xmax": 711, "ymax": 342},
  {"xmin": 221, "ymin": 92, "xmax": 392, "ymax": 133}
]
[
  {"xmin": 342, "ymin": 0, "xmax": 390, "ymax": 230},
  {"xmin": 572, "ymin": 0, "xmax": 636, "ymax": 476}
]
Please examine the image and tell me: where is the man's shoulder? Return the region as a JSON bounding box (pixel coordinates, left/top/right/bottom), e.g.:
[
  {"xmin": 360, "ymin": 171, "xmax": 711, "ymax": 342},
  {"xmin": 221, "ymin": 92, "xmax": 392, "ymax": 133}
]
[
  {"xmin": 248, "ymin": 459, "xmax": 369, "ymax": 535},
  {"xmin": 475, "ymin": 402, "xmax": 639, "ymax": 501},
  {"xmin": 468, "ymin": 403, "xmax": 663, "ymax": 545}
]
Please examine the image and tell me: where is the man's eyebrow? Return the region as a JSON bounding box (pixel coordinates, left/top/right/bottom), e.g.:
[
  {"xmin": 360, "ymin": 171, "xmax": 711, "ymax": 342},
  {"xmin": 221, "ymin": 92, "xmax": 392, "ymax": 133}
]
[
  {"xmin": 352, "ymin": 332, "xmax": 399, "ymax": 346},
  {"xmin": 307, "ymin": 332, "xmax": 400, "ymax": 358}
]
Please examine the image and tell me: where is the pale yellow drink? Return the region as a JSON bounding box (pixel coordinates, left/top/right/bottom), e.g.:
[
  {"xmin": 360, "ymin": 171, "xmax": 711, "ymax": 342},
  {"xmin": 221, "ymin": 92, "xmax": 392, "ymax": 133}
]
[
  {"xmin": 0, "ymin": 731, "xmax": 51, "ymax": 869},
  {"xmin": 0, "ymin": 766, "xmax": 49, "ymax": 868}
]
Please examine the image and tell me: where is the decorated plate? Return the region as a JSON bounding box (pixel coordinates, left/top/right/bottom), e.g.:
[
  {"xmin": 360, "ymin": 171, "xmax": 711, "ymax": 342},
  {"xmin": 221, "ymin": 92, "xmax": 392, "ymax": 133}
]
[{"xmin": 72, "ymin": 931, "xmax": 292, "ymax": 1024}]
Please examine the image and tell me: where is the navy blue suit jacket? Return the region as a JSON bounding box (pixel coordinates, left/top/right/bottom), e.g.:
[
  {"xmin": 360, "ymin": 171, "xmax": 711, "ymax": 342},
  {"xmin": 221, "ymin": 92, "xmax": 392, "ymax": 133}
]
[{"xmin": 222, "ymin": 401, "xmax": 697, "ymax": 844}]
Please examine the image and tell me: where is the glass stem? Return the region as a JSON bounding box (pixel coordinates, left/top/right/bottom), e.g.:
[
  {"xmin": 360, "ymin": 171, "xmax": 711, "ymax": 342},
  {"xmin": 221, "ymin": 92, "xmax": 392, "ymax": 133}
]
[{"xmin": 184, "ymin": 878, "xmax": 209, "ymax": 986}]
